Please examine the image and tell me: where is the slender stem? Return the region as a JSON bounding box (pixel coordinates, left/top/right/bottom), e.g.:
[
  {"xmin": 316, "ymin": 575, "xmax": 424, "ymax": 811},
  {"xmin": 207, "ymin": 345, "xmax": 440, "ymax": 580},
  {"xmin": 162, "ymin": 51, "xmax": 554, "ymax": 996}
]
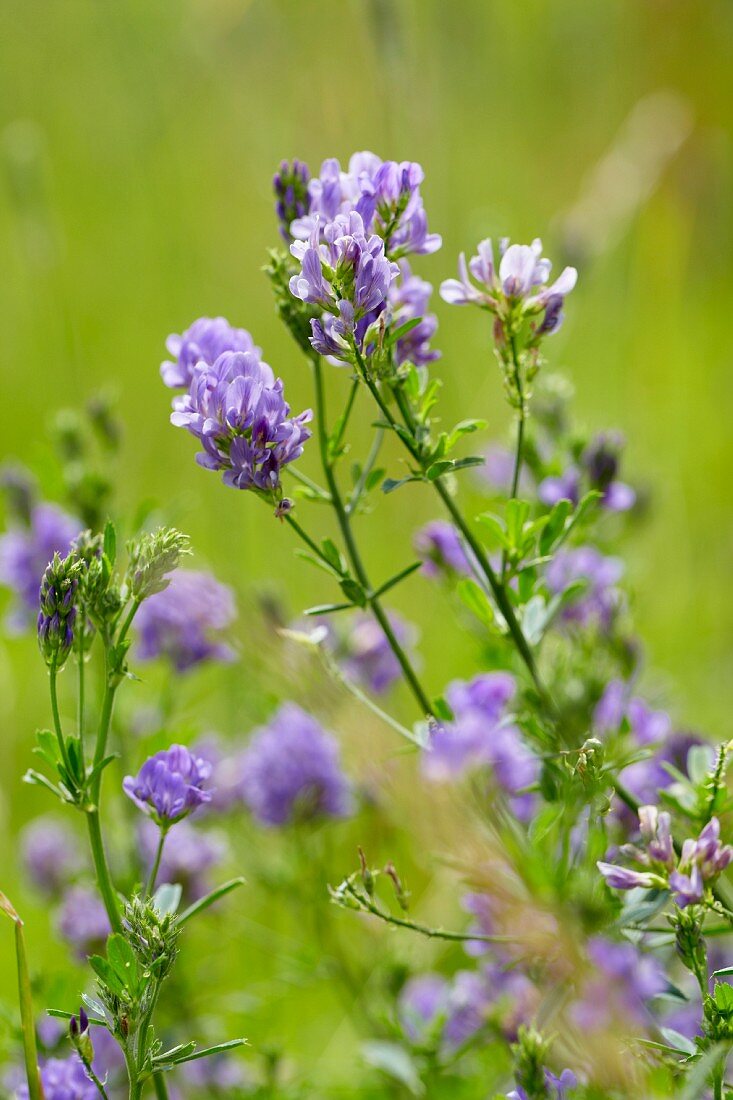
[
  {"xmin": 284, "ymin": 513, "xmax": 333, "ymax": 567},
  {"xmin": 311, "ymin": 356, "xmax": 434, "ymax": 717},
  {"xmin": 49, "ymin": 664, "xmax": 73, "ymax": 778},
  {"xmin": 343, "ymin": 883, "xmax": 513, "ymax": 944},
  {"xmin": 285, "ymin": 465, "xmax": 331, "ymax": 501},
  {"xmin": 77, "ymin": 609, "xmax": 87, "ymax": 753},
  {"xmin": 79, "ymin": 1053, "xmax": 110, "ymax": 1099},
  {"xmin": 86, "ymin": 809, "xmax": 123, "ymax": 934},
  {"xmin": 152, "ymin": 1074, "xmax": 170, "ymax": 1100},
  {"xmin": 145, "ymin": 828, "xmax": 168, "ymax": 897},
  {"xmin": 330, "ymin": 375, "xmax": 360, "ymax": 457},
  {"xmin": 502, "ymin": 333, "xmax": 525, "ymax": 579},
  {"xmin": 318, "ymin": 645, "xmax": 423, "ymax": 747},
  {"xmin": 347, "ymin": 428, "xmax": 384, "ymax": 516}
]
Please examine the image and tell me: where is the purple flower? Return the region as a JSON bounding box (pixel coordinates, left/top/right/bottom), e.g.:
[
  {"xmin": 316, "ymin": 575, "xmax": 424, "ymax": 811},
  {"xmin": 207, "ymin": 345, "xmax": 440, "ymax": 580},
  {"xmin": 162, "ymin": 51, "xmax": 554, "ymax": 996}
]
[
  {"xmin": 670, "ymin": 864, "xmax": 705, "ymax": 908},
  {"xmin": 594, "ymin": 680, "xmax": 672, "ymax": 745},
  {"xmin": 161, "ymin": 316, "xmax": 260, "ymax": 389},
  {"xmin": 273, "ymin": 159, "xmax": 311, "ymax": 242},
  {"xmin": 139, "ymin": 818, "xmax": 227, "ymax": 901},
  {"xmin": 545, "ymin": 546, "xmax": 623, "ymax": 629},
  {"xmin": 340, "ymin": 611, "xmax": 419, "ymax": 695},
  {"xmin": 441, "ymin": 238, "xmax": 576, "ymax": 334},
  {"xmin": 37, "ymin": 552, "xmax": 81, "ymax": 669},
  {"xmin": 56, "ymin": 887, "xmax": 110, "ymax": 959},
  {"xmin": 508, "ymin": 1069, "xmax": 577, "ymax": 1100},
  {"xmin": 538, "ymin": 467, "xmax": 581, "ymax": 508},
  {"xmin": 20, "ymin": 816, "xmax": 82, "ymax": 897},
  {"xmin": 0, "ymin": 503, "xmax": 80, "ymax": 628},
  {"xmin": 582, "ymin": 432, "xmax": 635, "ymax": 512},
  {"xmin": 596, "ymin": 862, "xmax": 660, "ymax": 890},
  {"xmin": 572, "ymin": 937, "xmax": 667, "ymax": 1030},
  {"xmin": 134, "ymin": 568, "xmax": 236, "ymax": 673},
  {"xmin": 398, "ymin": 971, "xmax": 488, "ymax": 1052},
  {"xmin": 388, "ymin": 261, "xmax": 440, "ymax": 367},
  {"xmin": 170, "ymin": 349, "xmax": 312, "ymax": 494},
  {"xmin": 123, "ymin": 745, "xmax": 212, "ymax": 824},
  {"xmin": 414, "ymin": 520, "xmax": 472, "ymax": 577},
  {"xmin": 16, "ymin": 1055, "xmax": 99, "ymax": 1100},
  {"xmin": 185, "ymin": 1053, "xmax": 252, "ymax": 1091},
  {"xmin": 239, "ymin": 703, "xmax": 352, "ymax": 826},
  {"xmin": 477, "ymin": 444, "xmax": 532, "ymax": 496}
]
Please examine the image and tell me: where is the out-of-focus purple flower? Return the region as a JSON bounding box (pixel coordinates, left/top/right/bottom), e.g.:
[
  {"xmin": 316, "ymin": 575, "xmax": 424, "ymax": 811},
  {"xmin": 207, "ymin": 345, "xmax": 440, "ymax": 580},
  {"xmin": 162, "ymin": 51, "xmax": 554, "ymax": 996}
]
[
  {"xmin": 508, "ymin": 1069, "xmax": 577, "ymax": 1100},
  {"xmin": 340, "ymin": 611, "xmax": 419, "ymax": 695},
  {"xmin": 56, "ymin": 887, "xmax": 110, "ymax": 959},
  {"xmin": 16, "ymin": 1055, "xmax": 99, "ymax": 1100},
  {"xmin": 414, "ymin": 520, "xmax": 472, "ymax": 578},
  {"xmin": 572, "ymin": 937, "xmax": 667, "ymax": 1030},
  {"xmin": 139, "ymin": 818, "xmax": 227, "ymax": 901},
  {"xmin": 476, "ymin": 444, "xmax": 532, "ymax": 496},
  {"xmin": 161, "ymin": 317, "xmax": 260, "ymax": 389},
  {"xmin": 273, "ymin": 159, "xmax": 311, "ymax": 242},
  {"xmin": 20, "ymin": 816, "xmax": 82, "ymax": 897},
  {"xmin": 582, "ymin": 432, "xmax": 636, "ymax": 512},
  {"xmin": 538, "ymin": 467, "xmax": 581, "ymax": 507},
  {"xmin": 423, "ymin": 673, "xmax": 539, "ymax": 818},
  {"xmin": 615, "ymin": 731, "xmax": 702, "ymax": 823},
  {"xmin": 134, "ymin": 568, "xmax": 236, "ymax": 673},
  {"xmin": 545, "ymin": 546, "xmax": 624, "ymax": 629},
  {"xmin": 170, "ymin": 350, "xmax": 312, "ymax": 494},
  {"xmin": 595, "ymin": 680, "xmax": 672, "ymax": 745},
  {"xmin": 388, "ymin": 261, "xmax": 440, "ymax": 367},
  {"xmin": 123, "ymin": 745, "xmax": 212, "ymax": 824},
  {"xmin": 239, "ymin": 703, "xmax": 352, "ymax": 826},
  {"xmin": 0, "ymin": 503, "xmax": 80, "ymax": 629},
  {"xmin": 398, "ymin": 971, "xmax": 488, "ymax": 1052},
  {"xmin": 597, "ymin": 862, "xmax": 659, "ymax": 890},
  {"xmin": 185, "ymin": 1053, "xmax": 252, "ymax": 1091},
  {"xmin": 440, "ymin": 238, "xmax": 576, "ymax": 334},
  {"xmin": 192, "ymin": 734, "xmax": 249, "ymax": 813}
]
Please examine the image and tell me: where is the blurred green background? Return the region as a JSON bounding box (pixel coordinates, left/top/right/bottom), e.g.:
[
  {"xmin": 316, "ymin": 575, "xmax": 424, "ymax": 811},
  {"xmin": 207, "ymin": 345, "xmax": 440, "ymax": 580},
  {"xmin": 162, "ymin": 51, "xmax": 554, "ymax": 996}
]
[{"xmin": 1, "ymin": 0, "xmax": 732, "ymax": 1091}]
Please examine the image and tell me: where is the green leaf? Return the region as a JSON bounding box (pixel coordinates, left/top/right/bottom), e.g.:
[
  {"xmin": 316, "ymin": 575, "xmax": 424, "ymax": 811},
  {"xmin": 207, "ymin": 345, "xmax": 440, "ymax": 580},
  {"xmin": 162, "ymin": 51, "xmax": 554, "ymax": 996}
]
[
  {"xmin": 103, "ymin": 520, "xmax": 117, "ymax": 566},
  {"xmin": 340, "ymin": 578, "xmax": 367, "ymax": 608},
  {"xmin": 385, "ymin": 317, "xmax": 422, "ymax": 348},
  {"xmin": 88, "ymin": 955, "xmax": 126, "ymax": 998},
  {"xmin": 475, "ymin": 512, "xmax": 509, "ymax": 549},
  {"xmin": 293, "ymin": 549, "xmax": 342, "ymax": 579},
  {"xmin": 456, "ymin": 578, "xmax": 494, "ymax": 628},
  {"xmin": 153, "ymin": 1037, "xmax": 247, "ymax": 1068},
  {"xmin": 361, "ymin": 1041, "xmax": 424, "ymax": 1096},
  {"xmin": 659, "ymin": 1027, "xmax": 697, "ymax": 1055},
  {"xmin": 539, "ymin": 499, "xmax": 573, "ymax": 555},
  {"xmin": 320, "ymin": 538, "xmax": 346, "ymax": 574},
  {"xmin": 382, "ymin": 475, "xmax": 421, "ymax": 494},
  {"xmin": 687, "ymin": 744, "xmax": 715, "ymax": 785},
  {"xmin": 106, "ymin": 934, "xmax": 139, "ymax": 993},
  {"xmin": 176, "ymin": 878, "xmax": 246, "ymax": 927},
  {"xmin": 714, "ymin": 980, "xmax": 733, "ymax": 1011},
  {"xmin": 506, "ymin": 499, "xmax": 531, "ymax": 548},
  {"xmin": 153, "ymin": 883, "xmax": 182, "ymax": 917},
  {"xmin": 431, "ymin": 696, "xmax": 454, "ymax": 723},
  {"xmin": 303, "ymin": 602, "xmax": 354, "ymax": 616},
  {"xmin": 22, "ymin": 769, "xmax": 68, "ymax": 802},
  {"xmin": 372, "ymin": 561, "xmax": 422, "ymax": 598}
]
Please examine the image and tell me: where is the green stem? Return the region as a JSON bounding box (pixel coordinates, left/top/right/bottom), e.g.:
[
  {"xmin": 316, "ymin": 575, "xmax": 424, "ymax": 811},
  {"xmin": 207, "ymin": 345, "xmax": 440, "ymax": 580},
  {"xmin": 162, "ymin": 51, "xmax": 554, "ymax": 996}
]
[
  {"xmin": 152, "ymin": 1074, "xmax": 170, "ymax": 1100},
  {"xmin": 145, "ymin": 827, "xmax": 168, "ymax": 897},
  {"xmin": 346, "ymin": 427, "xmax": 384, "ymax": 516},
  {"xmin": 502, "ymin": 332, "xmax": 525, "ymax": 578},
  {"xmin": 311, "ymin": 356, "xmax": 434, "ymax": 717},
  {"xmin": 343, "ymin": 883, "xmax": 513, "ymax": 944},
  {"xmin": 49, "ymin": 664, "xmax": 73, "ymax": 778},
  {"xmin": 79, "ymin": 1053, "xmax": 110, "ymax": 1099},
  {"xmin": 86, "ymin": 808, "xmax": 123, "ymax": 933}
]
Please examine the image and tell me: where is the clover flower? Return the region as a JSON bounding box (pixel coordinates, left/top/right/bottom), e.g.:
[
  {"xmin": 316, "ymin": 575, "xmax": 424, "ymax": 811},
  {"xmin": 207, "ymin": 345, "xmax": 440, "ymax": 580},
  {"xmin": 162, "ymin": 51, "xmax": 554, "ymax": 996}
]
[
  {"xmin": 16, "ymin": 1055, "xmax": 99, "ymax": 1100},
  {"xmin": 170, "ymin": 349, "xmax": 312, "ymax": 494},
  {"xmin": 20, "ymin": 816, "xmax": 82, "ymax": 896},
  {"xmin": 273, "ymin": 158, "xmax": 311, "ymax": 242},
  {"xmin": 545, "ymin": 546, "xmax": 624, "ymax": 629},
  {"xmin": 56, "ymin": 886, "xmax": 110, "ymax": 959},
  {"xmin": 239, "ymin": 703, "xmax": 352, "ymax": 826},
  {"xmin": 598, "ymin": 808, "xmax": 733, "ymax": 908},
  {"xmin": 414, "ymin": 520, "xmax": 472, "ymax": 578},
  {"xmin": 398, "ymin": 971, "xmax": 489, "ymax": 1052},
  {"xmin": 123, "ymin": 744, "xmax": 213, "ymax": 825},
  {"xmin": 161, "ymin": 316, "xmax": 261, "ymax": 389},
  {"xmin": 37, "ymin": 552, "xmax": 82, "ymax": 669},
  {"xmin": 134, "ymin": 568, "xmax": 236, "ymax": 673},
  {"xmin": 0, "ymin": 503, "xmax": 80, "ymax": 628},
  {"xmin": 440, "ymin": 237, "xmax": 576, "ymax": 334},
  {"xmin": 422, "ymin": 673, "xmax": 539, "ymax": 819}
]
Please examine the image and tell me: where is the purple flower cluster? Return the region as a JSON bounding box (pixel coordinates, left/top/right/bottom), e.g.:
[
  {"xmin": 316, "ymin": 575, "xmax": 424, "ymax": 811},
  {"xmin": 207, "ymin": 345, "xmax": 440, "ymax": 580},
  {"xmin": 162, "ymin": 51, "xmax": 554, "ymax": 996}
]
[
  {"xmin": 123, "ymin": 744, "xmax": 212, "ymax": 825},
  {"xmin": 599, "ymin": 807, "xmax": 733, "ymax": 907},
  {"xmin": 415, "ymin": 520, "xmax": 472, "ymax": 578},
  {"xmin": 239, "ymin": 703, "xmax": 352, "ymax": 826},
  {"xmin": 273, "ymin": 159, "xmax": 311, "ymax": 242},
  {"xmin": 161, "ymin": 316, "xmax": 261, "ymax": 389},
  {"xmin": 16, "ymin": 1055, "xmax": 98, "ymax": 1100},
  {"xmin": 441, "ymin": 237, "xmax": 577, "ymax": 335},
  {"xmin": 56, "ymin": 886, "xmax": 110, "ymax": 959},
  {"xmin": 422, "ymin": 673, "xmax": 539, "ymax": 819},
  {"xmin": 571, "ymin": 936, "xmax": 666, "ymax": 1031},
  {"xmin": 545, "ymin": 546, "xmax": 624, "ymax": 629},
  {"xmin": 20, "ymin": 816, "xmax": 81, "ymax": 896},
  {"xmin": 398, "ymin": 971, "xmax": 489, "ymax": 1052},
  {"xmin": 338, "ymin": 611, "xmax": 419, "ymax": 695},
  {"xmin": 0, "ymin": 503, "xmax": 79, "ymax": 629},
  {"xmin": 539, "ymin": 432, "xmax": 635, "ymax": 513},
  {"xmin": 169, "ymin": 347, "xmax": 312, "ymax": 493},
  {"xmin": 286, "ymin": 151, "xmax": 441, "ymax": 258},
  {"xmin": 389, "ymin": 260, "xmax": 440, "ymax": 368},
  {"xmin": 134, "ymin": 568, "xmax": 236, "ymax": 673},
  {"xmin": 595, "ymin": 679, "xmax": 672, "ymax": 745}
]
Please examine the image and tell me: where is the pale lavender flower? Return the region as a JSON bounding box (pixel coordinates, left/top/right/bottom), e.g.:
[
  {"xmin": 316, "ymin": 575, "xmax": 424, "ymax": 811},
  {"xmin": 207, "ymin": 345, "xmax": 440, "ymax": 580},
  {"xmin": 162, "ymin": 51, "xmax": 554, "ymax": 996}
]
[
  {"xmin": 388, "ymin": 261, "xmax": 440, "ymax": 367},
  {"xmin": 170, "ymin": 350, "xmax": 312, "ymax": 493},
  {"xmin": 398, "ymin": 971, "xmax": 488, "ymax": 1052},
  {"xmin": 538, "ymin": 467, "xmax": 581, "ymax": 507},
  {"xmin": 56, "ymin": 887, "xmax": 110, "ymax": 958},
  {"xmin": 139, "ymin": 818, "xmax": 227, "ymax": 901},
  {"xmin": 16, "ymin": 1056, "xmax": 98, "ymax": 1100},
  {"xmin": 185, "ymin": 1053, "xmax": 252, "ymax": 1091},
  {"xmin": 20, "ymin": 816, "xmax": 82, "ymax": 896},
  {"xmin": 134, "ymin": 568, "xmax": 236, "ymax": 673},
  {"xmin": 0, "ymin": 503, "xmax": 80, "ymax": 628},
  {"xmin": 545, "ymin": 546, "xmax": 624, "ymax": 629},
  {"xmin": 161, "ymin": 317, "xmax": 260, "ymax": 389},
  {"xmin": 239, "ymin": 703, "xmax": 352, "ymax": 826},
  {"xmin": 192, "ymin": 734, "xmax": 249, "ymax": 813},
  {"xmin": 572, "ymin": 937, "xmax": 667, "ymax": 1030},
  {"xmin": 638, "ymin": 805, "xmax": 674, "ymax": 865},
  {"xmin": 341, "ymin": 611, "xmax": 419, "ymax": 695},
  {"xmin": 596, "ymin": 862, "xmax": 660, "ymax": 890},
  {"xmin": 273, "ymin": 159, "xmax": 311, "ymax": 241},
  {"xmin": 414, "ymin": 520, "xmax": 472, "ymax": 577},
  {"xmin": 123, "ymin": 744, "xmax": 212, "ymax": 824},
  {"xmin": 441, "ymin": 237, "xmax": 576, "ymax": 334},
  {"xmin": 477, "ymin": 444, "xmax": 532, "ymax": 496}
]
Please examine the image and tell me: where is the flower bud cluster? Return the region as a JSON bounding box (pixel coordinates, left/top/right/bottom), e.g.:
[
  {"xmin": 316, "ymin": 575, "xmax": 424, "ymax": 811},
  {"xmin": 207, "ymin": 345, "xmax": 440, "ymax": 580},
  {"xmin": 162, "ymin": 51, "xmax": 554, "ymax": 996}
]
[{"xmin": 37, "ymin": 551, "xmax": 82, "ymax": 668}]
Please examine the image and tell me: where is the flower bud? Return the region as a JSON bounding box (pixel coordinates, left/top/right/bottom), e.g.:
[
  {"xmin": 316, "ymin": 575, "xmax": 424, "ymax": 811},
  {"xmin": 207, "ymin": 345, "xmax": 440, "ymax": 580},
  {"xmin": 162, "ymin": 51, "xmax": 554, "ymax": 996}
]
[
  {"xmin": 126, "ymin": 527, "xmax": 191, "ymax": 602},
  {"xmin": 37, "ymin": 552, "xmax": 82, "ymax": 669}
]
